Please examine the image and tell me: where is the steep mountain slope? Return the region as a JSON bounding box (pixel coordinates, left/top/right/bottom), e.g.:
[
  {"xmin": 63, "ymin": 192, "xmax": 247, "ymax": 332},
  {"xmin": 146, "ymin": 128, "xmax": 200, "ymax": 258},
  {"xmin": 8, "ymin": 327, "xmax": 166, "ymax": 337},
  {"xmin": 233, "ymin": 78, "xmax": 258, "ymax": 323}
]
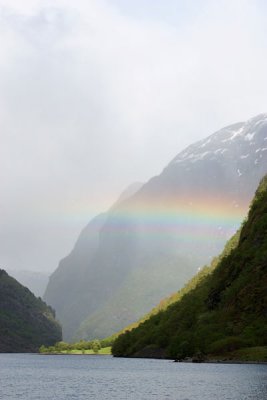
[
  {"xmin": 109, "ymin": 229, "xmax": 241, "ymax": 344},
  {"xmin": 112, "ymin": 175, "xmax": 267, "ymax": 359},
  {"xmin": 44, "ymin": 183, "xmax": 143, "ymax": 340},
  {"xmin": 0, "ymin": 270, "xmax": 62, "ymax": 352},
  {"xmin": 45, "ymin": 114, "xmax": 267, "ymax": 341},
  {"xmin": 6, "ymin": 269, "xmax": 49, "ymax": 298}
]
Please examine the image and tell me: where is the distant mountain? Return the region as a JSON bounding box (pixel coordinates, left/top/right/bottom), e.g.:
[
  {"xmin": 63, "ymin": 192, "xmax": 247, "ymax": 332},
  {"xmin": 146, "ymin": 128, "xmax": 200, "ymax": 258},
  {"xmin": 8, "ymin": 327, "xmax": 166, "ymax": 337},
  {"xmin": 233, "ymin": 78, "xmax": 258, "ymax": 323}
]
[
  {"xmin": 6, "ymin": 269, "xmax": 49, "ymax": 298},
  {"xmin": 44, "ymin": 114, "xmax": 267, "ymax": 341},
  {"xmin": 44, "ymin": 183, "xmax": 143, "ymax": 340},
  {"xmin": 0, "ymin": 270, "xmax": 62, "ymax": 352},
  {"xmin": 112, "ymin": 175, "xmax": 267, "ymax": 360}
]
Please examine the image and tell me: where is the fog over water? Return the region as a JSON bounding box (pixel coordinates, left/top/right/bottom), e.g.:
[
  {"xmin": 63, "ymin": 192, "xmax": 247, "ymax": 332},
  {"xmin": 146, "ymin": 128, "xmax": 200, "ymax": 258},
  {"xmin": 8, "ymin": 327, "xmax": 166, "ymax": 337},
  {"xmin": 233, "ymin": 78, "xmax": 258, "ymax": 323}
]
[{"xmin": 1, "ymin": 0, "xmax": 267, "ymax": 272}]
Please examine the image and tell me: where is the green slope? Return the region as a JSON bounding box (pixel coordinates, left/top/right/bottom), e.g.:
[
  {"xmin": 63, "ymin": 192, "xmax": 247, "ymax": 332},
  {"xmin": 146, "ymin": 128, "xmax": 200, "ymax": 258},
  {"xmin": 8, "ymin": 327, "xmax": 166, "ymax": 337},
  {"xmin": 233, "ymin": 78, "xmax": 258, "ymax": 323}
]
[
  {"xmin": 0, "ymin": 270, "xmax": 62, "ymax": 352},
  {"xmin": 112, "ymin": 175, "xmax": 267, "ymax": 360},
  {"xmin": 74, "ymin": 253, "xmax": 193, "ymax": 340}
]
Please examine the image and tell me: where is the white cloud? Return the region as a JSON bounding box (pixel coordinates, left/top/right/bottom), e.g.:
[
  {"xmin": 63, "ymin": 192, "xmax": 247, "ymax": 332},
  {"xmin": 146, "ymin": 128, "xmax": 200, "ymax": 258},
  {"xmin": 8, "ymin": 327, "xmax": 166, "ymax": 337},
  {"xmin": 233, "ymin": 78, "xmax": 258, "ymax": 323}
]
[{"xmin": 0, "ymin": 0, "xmax": 267, "ymax": 271}]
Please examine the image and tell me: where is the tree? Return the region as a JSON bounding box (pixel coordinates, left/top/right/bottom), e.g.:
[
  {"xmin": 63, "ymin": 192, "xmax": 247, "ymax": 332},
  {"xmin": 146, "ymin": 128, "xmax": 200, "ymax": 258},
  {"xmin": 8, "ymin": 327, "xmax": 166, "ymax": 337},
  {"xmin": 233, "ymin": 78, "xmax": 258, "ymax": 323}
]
[{"xmin": 91, "ymin": 340, "xmax": 101, "ymax": 354}]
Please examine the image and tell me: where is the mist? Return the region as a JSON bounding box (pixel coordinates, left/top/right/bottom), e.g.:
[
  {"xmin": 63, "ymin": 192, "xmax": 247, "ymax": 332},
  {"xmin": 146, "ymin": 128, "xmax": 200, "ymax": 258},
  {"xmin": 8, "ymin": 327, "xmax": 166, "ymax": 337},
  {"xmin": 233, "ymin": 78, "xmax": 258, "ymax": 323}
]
[{"xmin": 1, "ymin": 0, "xmax": 267, "ymax": 272}]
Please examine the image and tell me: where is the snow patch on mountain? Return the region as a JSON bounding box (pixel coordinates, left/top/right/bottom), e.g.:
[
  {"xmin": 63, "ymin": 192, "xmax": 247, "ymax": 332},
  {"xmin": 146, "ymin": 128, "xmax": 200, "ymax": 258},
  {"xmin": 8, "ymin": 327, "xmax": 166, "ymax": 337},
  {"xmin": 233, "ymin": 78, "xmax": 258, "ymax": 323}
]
[
  {"xmin": 221, "ymin": 127, "xmax": 244, "ymax": 142},
  {"xmin": 191, "ymin": 151, "xmax": 211, "ymax": 163},
  {"xmin": 170, "ymin": 113, "xmax": 267, "ymax": 167},
  {"xmin": 245, "ymin": 132, "xmax": 256, "ymax": 141},
  {"xmin": 200, "ymin": 138, "xmax": 212, "ymax": 148}
]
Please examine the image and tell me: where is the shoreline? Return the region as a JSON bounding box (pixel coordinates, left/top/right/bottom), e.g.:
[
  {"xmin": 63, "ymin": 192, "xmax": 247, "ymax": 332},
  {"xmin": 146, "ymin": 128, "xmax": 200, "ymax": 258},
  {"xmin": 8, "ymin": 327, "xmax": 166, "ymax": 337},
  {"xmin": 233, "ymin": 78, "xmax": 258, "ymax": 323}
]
[
  {"xmin": 1, "ymin": 353, "xmax": 266, "ymax": 364},
  {"xmin": 39, "ymin": 352, "xmax": 111, "ymax": 356},
  {"xmin": 38, "ymin": 353, "xmax": 267, "ymax": 364},
  {"xmin": 174, "ymin": 358, "xmax": 267, "ymax": 365}
]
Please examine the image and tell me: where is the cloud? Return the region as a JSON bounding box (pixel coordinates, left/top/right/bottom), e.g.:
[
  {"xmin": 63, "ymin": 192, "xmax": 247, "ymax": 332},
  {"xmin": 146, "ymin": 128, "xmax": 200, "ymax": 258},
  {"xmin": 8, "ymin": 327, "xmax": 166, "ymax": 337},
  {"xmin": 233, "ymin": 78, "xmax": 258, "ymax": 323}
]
[{"xmin": 0, "ymin": 0, "xmax": 267, "ymax": 271}]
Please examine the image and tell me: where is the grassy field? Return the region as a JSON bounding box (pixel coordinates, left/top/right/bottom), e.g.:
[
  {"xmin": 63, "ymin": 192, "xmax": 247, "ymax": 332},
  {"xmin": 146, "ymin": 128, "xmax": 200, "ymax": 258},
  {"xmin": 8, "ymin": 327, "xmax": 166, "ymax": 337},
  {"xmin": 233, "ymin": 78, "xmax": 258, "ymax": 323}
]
[{"xmin": 46, "ymin": 347, "xmax": 112, "ymax": 355}]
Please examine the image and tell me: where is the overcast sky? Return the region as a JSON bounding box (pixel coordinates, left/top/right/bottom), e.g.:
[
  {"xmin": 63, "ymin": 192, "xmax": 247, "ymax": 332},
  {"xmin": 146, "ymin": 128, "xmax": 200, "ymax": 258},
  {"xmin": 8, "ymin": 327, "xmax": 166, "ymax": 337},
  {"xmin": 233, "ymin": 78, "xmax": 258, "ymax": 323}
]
[{"xmin": 1, "ymin": 0, "xmax": 267, "ymax": 273}]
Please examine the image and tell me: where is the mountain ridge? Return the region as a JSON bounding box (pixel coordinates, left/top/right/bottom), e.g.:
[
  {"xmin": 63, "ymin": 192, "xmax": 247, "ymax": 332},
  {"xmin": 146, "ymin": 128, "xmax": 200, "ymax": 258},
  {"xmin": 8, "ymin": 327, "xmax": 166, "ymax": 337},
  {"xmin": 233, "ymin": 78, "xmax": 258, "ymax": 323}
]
[
  {"xmin": 0, "ymin": 269, "xmax": 62, "ymax": 352},
  {"xmin": 5, "ymin": 269, "xmax": 49, "ymax": 298},
  {"xmin": 44, "ymin": 114, "xmax": 267, "ymax": 341},
  {"xmin": 112, "ymin": 175, "xmax": 267, "ymax": 360}
]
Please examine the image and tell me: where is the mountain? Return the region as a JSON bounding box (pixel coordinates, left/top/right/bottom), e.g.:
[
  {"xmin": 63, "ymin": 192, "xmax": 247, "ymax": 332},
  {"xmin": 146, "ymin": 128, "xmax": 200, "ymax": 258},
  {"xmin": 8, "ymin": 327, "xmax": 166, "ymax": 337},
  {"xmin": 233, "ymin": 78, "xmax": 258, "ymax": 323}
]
[
  {"xmin": 6, "ymin": 269, "xmax": 49, "ymax": 298},
  {"xmin": 112, "ymin": 182, "xmax": 143, "ymax": 206},
  {"xmin": 112, "ymin": 175, "xmax": 267, "ymax": 360},
  {"xmin": 44, "ymin": 183, "xmax": 143, "ymax": 340},
  {"xmin": 44, "ymin": 113, "xmax": 267, "ymax": 341},
  {"xmin": 0, "ymin": 270, "xmax": 62, "ymax": 352}
]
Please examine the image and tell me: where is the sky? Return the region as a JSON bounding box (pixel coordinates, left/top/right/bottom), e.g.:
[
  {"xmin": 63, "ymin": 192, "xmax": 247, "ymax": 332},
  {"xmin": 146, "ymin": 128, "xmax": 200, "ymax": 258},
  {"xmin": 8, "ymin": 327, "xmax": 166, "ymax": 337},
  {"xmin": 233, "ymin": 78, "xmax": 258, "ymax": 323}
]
[{"xmin": 1, "ymin": 0, "xmax": 267, "ymax": 273}]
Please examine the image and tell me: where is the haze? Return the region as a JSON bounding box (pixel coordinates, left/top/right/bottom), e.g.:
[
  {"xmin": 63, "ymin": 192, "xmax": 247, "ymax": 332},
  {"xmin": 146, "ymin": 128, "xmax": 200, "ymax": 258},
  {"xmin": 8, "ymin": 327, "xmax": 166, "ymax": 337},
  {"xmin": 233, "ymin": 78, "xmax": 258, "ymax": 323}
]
[{"xmin": 1, "ymin": 0, "xmax": 267, "ymax": 272}]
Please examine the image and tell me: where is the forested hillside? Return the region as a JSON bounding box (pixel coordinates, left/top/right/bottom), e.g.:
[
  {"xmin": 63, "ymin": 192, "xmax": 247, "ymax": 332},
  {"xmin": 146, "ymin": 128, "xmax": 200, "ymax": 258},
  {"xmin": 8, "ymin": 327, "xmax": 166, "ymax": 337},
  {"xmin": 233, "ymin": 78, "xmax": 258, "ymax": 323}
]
[
  {"xmin": 112, "ymin": 175, "xmax": 267, "ymax": 360},
  {"xmin": 0, "ymin": 270, "xmax": 62, "ymax": 352}
]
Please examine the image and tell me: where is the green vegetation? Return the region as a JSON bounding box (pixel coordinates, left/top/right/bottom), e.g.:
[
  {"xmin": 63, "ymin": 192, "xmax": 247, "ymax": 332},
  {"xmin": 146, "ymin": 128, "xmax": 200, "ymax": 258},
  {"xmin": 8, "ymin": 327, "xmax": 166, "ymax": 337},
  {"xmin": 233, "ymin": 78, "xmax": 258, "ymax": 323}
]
[
  {"xmin": 74, "ymin": 254, "xmax": 194, "ymax": 341},
  {"xmin": 227, "ymin": 347, "xmax": 267, "ymax": 362},
  {"xmin": 112, "ymin": 175, "xmax": 267, "ymax": 361},
  {"xmin": 103, "ymin": 233, "xmax": 240, "ymax": 348},
  {"xmin": 0, "ymin": 270, "xmax": 62, "ymax": 352},
  {"xmin": 39, "ymin": 338, "xmax": 112, "ymax": 355}
]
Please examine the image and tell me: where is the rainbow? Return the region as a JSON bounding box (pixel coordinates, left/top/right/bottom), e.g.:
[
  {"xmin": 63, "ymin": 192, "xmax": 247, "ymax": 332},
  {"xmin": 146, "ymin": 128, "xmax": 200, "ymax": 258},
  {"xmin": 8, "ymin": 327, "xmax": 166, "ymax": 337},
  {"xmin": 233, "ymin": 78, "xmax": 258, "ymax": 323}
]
[
  {"xmin": 100, "ymin": 193, "xmax": 249, "ymax": 248},
  {"xmin": 43, "ymin": 191, "xmax": 250, "ymax": 251}
]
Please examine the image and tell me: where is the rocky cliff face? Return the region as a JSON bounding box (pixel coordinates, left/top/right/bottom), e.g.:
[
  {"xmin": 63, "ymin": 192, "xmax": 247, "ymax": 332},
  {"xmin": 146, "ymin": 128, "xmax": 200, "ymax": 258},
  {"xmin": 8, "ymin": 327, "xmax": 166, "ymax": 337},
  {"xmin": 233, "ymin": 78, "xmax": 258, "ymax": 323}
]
[{"xmin": 44, "ymin": 114, "xmax": 267, "ymax": 341}]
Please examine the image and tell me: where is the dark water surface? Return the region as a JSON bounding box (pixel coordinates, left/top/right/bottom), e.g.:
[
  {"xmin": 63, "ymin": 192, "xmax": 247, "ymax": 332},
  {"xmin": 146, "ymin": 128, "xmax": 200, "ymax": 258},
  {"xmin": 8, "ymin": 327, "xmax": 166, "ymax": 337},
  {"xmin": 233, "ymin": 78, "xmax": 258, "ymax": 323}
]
[{"xmin": 0, "ymin": 354, "xmax": 266, "ymax": 399}]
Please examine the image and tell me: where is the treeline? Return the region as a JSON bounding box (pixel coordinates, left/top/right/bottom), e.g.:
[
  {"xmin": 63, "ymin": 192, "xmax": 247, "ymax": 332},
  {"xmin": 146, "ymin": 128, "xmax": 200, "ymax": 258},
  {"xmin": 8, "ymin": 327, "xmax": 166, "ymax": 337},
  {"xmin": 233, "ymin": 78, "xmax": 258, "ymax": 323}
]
[
  {"xmin": 40, "ymin": 337, "xmax": 113, "ymax": 354},
  {"xmin": 112, "ymin": 175, "xmax": 267, "ymax": 361}
]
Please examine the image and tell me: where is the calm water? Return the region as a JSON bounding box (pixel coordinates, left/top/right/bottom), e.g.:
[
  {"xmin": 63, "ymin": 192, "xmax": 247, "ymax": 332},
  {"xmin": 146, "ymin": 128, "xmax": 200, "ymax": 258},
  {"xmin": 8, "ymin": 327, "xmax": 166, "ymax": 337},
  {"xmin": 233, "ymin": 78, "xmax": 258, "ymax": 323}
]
[{"xmin": 0, "ymin": 354, "xmax": 266, "ymax": 399}]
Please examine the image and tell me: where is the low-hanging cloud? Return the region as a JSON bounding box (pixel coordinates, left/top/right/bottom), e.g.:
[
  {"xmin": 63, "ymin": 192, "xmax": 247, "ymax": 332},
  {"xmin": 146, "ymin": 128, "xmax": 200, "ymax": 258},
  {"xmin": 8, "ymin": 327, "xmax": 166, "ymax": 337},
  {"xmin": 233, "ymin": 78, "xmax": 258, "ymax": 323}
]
[{"xmin": 1, "ymin": 0, "xmax": 267, "ymax": 272}]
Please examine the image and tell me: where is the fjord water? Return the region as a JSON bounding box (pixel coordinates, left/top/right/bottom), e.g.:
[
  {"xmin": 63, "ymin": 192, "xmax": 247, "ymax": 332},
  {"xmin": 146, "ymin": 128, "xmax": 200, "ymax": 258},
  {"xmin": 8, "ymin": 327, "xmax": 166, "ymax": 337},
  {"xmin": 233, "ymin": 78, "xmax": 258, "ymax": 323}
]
[{"xmin": 0, "ymin": 355, "xmax": 266, "ymax": 399}]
